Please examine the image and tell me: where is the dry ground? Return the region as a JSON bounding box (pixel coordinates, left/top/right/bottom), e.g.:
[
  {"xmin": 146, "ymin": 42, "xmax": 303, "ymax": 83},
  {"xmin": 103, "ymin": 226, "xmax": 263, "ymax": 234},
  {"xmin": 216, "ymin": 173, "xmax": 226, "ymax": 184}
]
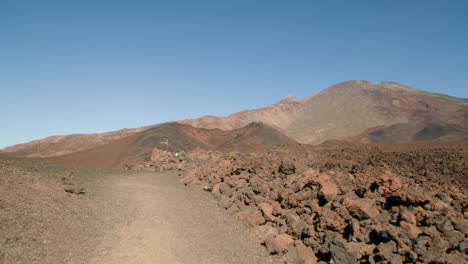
[{"xmin": 0, "ymin": 159, "xmax": 273, "ymax": 263}]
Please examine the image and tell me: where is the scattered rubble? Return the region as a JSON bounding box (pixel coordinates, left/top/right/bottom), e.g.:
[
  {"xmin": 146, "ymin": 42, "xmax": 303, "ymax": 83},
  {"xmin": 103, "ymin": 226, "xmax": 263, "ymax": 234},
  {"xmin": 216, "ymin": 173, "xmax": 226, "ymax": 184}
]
[
  {"xmin": 61, "ymin": 171, "xmax": 86, "ymax": 194},
  {"xmin": 181, "ymin": 144, "xmax": 468, "ymax": 263},
  {"xmin": 128, "ymin": 147, "xmax": 187, "ymax": 172}
]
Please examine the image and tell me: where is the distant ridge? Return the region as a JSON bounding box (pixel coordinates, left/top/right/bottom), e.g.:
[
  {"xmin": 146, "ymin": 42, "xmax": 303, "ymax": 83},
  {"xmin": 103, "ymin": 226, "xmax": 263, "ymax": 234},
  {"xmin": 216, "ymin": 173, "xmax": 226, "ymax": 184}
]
[
  {"xmin": 43, "ymin": 122, "xmax": 296, "ymax": 168},
  {"xmin": 2, "ymin": 80, "xmax": 467, "ymax": 159},
  {"xmin": 182, "ymin": 80, "xmax": 468, "ymax": 144},
  {"xmin": 1, "ymin": 126, "xmax": 153, "ymax": 158}
]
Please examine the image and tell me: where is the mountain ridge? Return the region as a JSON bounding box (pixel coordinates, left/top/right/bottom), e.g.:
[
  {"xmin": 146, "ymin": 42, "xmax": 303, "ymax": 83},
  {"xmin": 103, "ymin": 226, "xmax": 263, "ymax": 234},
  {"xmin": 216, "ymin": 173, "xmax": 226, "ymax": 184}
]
[
  {"xmin": 2, "ymin": 80, "xmax": 467, "ymax": 158},
  {"xmin": 42, "ymin": 122, "xmax": 296, "ymax": 168},
  {"xmin": 182, "ymin": 80, "xmax": 468, "ymax": 144}
]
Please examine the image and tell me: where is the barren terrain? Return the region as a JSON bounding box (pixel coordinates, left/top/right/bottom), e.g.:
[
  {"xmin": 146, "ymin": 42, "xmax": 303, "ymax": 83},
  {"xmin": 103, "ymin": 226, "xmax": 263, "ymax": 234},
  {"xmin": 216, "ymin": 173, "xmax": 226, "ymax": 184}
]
[
  {"xmin": 1, "ymin": 140, "xmax": 467, "ymax": 263},
  {"xmin": 0, "ymin": 159, "xmax": 273, "ymax": 263}
]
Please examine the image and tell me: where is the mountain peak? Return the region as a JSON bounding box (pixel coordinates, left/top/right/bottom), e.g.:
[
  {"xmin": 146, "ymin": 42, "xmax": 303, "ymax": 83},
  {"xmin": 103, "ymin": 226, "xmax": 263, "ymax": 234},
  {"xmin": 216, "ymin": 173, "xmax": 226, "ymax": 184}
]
[
  {"xmin": 276, "ymin": 95, "xmax": 300, "ymax": 104},
  {"xmin": 322, "ymin": 80, "xmax": 420, "ymax": 94}
]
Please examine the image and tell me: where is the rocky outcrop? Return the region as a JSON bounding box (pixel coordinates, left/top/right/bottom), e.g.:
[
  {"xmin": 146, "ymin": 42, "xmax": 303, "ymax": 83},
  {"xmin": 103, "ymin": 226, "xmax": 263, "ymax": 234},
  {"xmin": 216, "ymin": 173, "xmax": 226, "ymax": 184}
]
[{"xmin": 182, "ymin": 145, "xmax": 468, "ymax": 263}]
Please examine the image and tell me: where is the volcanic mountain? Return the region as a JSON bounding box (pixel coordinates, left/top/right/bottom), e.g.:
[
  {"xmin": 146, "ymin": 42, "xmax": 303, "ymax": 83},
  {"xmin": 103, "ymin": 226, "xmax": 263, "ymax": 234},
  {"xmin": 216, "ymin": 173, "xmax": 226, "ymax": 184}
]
[
  {"xmin": 2, "ymin": 80, "xmax": 468, "ymax": 159},
  {"xmin": 181, "ymin": 81, "xmax": 468, "ymax": 143},
  {"xmin": 42, "ymin": 122, "xmax": 295, "ymax": 168}
]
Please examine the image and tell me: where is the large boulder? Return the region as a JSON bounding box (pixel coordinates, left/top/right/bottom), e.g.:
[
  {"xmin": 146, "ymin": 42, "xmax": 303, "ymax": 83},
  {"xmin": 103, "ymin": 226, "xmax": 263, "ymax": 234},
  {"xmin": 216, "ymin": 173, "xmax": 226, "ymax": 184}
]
[
  {"xmin": 285, "ymin": 240, "xmax": 317, "ymax": 264},
  {"xmin": 377, "ymin": 170, "xmax": 403, "ymax": 195},
  {"xmin": 236, "ymin": 208, "xmax": 266, "ymax": 227},
  {"xmin": 318, "ymin": 208, "xmax": 346, "ymax": 233},
  {"xmin": 150, "ymin": 147, "xmax": 168, "ymax": 162},
  {"xmin": 253, "ymin": 224, "xmax": 279, "ymax": 244},
  {"xmin": 400, "ymin": 221, "xmax": 422, "ymax": 239},
  {"xmin": 308, "ymin": 171, "xmax": 339, "ymax": 203},
  {"xmin": 265, "ymin": 233, "xmax": 294, "ymax": 255},
  {"xmin": 279, "ymin": 162, "xmax": 296, "ymax": 175},
  {"xmin": 344, "ymin": 242, "xmax": 375, "ymax": 260},
  {"xmin": 343, "ymin": 197, "xmax": 380, "ymax": 220},
  {"xmin": 330, "ymin": 242, "xmax": 357, "ymax": 264},
  {"xmin": 258, "ymin": 203, "xmax": 276, "ymax": 222}
]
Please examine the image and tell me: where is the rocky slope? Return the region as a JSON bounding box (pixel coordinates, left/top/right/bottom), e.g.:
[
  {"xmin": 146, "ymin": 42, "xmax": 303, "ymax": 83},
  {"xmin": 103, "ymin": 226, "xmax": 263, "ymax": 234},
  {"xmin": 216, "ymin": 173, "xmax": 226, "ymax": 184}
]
[{"xmin": 181, "ymin": 142, "xmax": 468, "ymax": 263}]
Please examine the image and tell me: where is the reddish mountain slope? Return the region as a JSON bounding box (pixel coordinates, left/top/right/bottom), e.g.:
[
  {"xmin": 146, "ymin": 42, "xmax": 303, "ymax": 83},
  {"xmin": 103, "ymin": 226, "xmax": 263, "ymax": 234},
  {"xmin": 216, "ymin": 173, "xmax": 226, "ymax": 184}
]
[
  {"xmin": 1, "ymin": 126, "xmax": 152, "ymax": 158},
  {"xmin": 44, "ymin": 122, "xmax": 295, "ymax": 168},
  {"xmin": 179, "ymin": 99, "xmax": 305, "ymax": 132},
  {"xmin": 355, "ymin": 122, "xmax": 468, "ymax": 143},
  {"xmin": 182, "ymin": 81, "xmax": 468, "ymax": 144},
  {"xmin": 3, "ymin": 80, "xmax": 467, "ymax": 159}
]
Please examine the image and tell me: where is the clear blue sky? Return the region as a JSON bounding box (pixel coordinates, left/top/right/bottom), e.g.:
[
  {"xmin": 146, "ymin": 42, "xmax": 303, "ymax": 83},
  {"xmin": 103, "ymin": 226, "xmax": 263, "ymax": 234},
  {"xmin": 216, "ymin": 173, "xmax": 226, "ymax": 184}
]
[{"xmin": 1, "ymin": 0, "xmax": 467, "ymax": 149}]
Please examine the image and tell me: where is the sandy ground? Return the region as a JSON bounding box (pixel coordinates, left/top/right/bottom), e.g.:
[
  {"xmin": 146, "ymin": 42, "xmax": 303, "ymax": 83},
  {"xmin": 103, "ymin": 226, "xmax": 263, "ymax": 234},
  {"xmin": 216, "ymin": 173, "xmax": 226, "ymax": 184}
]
[
  {"xmin": 0, "ymin": 160, "xmax": 273, "ymax": 264},
  {"xmin": 90, "ymin": 171, "xmax": 273, "ymax": 264}
]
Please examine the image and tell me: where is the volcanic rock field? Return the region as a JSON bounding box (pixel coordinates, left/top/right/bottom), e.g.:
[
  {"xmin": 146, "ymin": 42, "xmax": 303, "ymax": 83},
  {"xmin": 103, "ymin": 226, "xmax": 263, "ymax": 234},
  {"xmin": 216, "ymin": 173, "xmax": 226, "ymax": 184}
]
[{"xmin": 181, "ymin": 143, "xmax": 468, "ymax": 263}]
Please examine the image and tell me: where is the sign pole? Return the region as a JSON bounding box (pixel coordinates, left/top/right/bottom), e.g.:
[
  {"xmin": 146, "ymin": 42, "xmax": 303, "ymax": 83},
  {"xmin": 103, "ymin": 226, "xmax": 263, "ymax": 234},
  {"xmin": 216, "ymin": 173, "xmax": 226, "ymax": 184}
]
[
  {"xmin": 166, "ymin": 139, "xmax": 169, "ymax": 162},
  {"xmin": 159, "ymin": 139, "xmax": 169, "ymax": 163}
]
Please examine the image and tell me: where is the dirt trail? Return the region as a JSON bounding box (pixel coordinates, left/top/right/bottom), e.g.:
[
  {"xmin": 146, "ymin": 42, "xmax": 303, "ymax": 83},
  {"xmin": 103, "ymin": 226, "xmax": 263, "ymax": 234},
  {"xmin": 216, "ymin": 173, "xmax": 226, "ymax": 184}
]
[{"xmin": 90, "ymin": 171, "xmax": 273, "ymax": 264}]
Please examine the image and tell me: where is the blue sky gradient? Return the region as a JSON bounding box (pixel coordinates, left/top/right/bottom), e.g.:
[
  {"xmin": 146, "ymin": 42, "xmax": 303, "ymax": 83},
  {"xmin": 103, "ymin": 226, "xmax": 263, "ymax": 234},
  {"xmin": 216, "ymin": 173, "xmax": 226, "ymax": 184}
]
[{"xmin": 1, "ymin": 0, "xmax": 467, "ymax": 148}]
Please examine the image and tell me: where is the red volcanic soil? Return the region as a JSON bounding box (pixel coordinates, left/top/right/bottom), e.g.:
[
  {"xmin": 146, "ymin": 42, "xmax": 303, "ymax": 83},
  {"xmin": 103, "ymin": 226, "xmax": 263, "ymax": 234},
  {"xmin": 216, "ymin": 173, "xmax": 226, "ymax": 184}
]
[
  {"xmin": 43, "ymin": 122, "xmax": 296, "ymax": 168},
  {"xmin": 42, "ymin": 133, "xmax": 138, "ymax": 168}
]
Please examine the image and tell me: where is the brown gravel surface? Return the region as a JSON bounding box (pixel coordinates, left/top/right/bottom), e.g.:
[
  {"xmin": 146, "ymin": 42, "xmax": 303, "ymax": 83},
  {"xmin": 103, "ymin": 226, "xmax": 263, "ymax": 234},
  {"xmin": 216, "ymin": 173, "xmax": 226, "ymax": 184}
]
[{"xmin": 0, "ymin": 159, "xmax": 274, "ymax": 264}]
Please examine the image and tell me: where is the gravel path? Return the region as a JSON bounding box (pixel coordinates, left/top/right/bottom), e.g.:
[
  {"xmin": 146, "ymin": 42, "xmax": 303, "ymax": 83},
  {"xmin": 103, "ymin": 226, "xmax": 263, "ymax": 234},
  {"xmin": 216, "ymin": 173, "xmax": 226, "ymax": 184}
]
[
  {"xmin": 0, "ymin": 160, "xmax": 273, "ymax": 264},
  {"xmin": 89, "ymin": 171, "xmax": 273, "ymax": 264}
]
